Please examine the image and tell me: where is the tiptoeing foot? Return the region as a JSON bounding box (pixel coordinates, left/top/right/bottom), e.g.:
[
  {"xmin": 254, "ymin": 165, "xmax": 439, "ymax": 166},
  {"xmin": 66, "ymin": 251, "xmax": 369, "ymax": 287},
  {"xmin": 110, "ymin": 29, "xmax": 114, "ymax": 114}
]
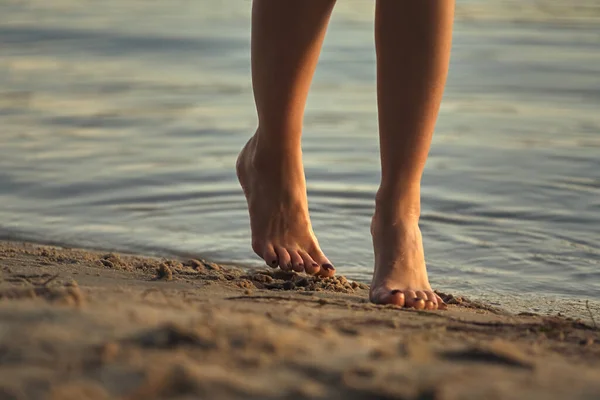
[{"xmin": 236, "ymin": 131, "xmax": 335, "ymax": 277}]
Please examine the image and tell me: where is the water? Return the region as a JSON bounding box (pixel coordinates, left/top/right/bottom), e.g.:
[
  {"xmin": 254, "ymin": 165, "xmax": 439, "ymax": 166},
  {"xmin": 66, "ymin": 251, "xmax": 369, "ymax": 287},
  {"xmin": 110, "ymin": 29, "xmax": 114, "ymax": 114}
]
[{"xmin": 1, "ymin": 0, "xmax": 599, "ymax": 318}]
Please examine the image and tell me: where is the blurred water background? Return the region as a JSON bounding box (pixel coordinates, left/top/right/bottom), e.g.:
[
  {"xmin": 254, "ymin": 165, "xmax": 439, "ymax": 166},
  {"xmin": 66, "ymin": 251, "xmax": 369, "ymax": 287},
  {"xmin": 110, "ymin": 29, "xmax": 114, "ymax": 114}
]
[{"xmin": 1, "ymin": 0, "xmax": 599, "ymax": 318}]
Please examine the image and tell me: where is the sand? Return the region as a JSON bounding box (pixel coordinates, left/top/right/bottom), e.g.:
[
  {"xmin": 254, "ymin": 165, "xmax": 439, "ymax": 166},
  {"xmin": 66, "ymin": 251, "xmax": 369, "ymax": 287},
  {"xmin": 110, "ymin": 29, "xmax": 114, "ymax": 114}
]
[{"xmin": 0, "ymin": 241, "xmax": 599, "ymax": 400}]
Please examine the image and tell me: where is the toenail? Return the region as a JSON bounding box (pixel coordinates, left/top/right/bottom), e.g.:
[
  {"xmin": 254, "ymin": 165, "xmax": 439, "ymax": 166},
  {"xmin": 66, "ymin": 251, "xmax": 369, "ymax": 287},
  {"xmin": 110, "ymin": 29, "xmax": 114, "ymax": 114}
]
[{"xmin": 322, "ymin": 264, "xmax": 334, "ymax": 271}]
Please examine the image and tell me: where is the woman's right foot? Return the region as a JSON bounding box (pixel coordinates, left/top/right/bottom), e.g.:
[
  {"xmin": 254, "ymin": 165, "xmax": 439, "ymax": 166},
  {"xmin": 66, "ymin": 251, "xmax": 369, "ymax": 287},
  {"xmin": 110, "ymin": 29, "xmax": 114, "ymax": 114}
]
[{"xmin": 236, "ymin": 131, "xmax": 335, "ymax": 277}]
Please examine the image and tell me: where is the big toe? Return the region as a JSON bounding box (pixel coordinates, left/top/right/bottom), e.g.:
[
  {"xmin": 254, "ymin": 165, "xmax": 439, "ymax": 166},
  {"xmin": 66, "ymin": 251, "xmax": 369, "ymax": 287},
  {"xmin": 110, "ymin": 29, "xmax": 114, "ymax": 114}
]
[
  {"xmin": 319, "ymin": 263, "xmax": 335, "ymax": 278},
  {"xmin": 371, "ymin": 289, "xmax": 406, "ymax": 307},
  {"xmin": 311, "ymin": 251, "xmax": 335, "ymax": 277}
]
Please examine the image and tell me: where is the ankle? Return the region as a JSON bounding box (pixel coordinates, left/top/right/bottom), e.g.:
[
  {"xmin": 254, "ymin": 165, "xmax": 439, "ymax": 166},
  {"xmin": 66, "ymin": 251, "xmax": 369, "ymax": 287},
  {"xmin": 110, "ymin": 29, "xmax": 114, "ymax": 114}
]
[
  {"xmin": 254, "ymin": 125, "xmax": 302, "ymax": 154},
  {"xmin": 242, "ymin": 129, "xmax": 305, "ymax": 183},
  {"xmin": 374, "ymin": 185, "xmax": 421, "ymax": 223}
]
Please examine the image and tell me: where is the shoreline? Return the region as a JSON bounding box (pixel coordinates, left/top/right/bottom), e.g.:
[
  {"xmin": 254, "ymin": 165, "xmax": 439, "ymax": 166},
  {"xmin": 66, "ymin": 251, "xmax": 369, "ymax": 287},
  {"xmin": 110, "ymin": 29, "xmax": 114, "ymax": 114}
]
[
  {"xmin": 1, "ymin": 240, "xmax": 599, "ymax": 399},
  {"xmin": 2, "ymin": 233, "xmax": 598, "ymax": 321}
]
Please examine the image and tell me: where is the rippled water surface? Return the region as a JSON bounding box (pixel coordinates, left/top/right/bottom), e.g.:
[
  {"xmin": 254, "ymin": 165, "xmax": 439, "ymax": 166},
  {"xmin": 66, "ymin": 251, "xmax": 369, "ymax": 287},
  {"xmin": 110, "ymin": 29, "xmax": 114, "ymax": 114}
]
[{"xmin": 1, "ymin": 0, "xmax": 599, "ymax": 317}]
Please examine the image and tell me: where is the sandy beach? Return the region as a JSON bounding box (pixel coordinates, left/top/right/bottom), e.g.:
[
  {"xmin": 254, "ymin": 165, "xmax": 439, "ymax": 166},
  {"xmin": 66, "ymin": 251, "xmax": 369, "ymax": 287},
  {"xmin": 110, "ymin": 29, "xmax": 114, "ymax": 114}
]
[{"xmin": 0, "ymin": 241, "xmax": 598, "ymax": 399}]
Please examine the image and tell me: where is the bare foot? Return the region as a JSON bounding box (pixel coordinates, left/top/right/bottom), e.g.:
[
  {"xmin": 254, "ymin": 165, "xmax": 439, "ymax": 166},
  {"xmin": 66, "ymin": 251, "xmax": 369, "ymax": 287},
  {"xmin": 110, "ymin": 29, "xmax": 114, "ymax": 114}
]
[
  {"xmin": 369, "ymin": 210, "xmax": 445, "ymax": 310},
  {"xmin": 236, "ymin": 132, "xmax": 334, "ymax": 277}
]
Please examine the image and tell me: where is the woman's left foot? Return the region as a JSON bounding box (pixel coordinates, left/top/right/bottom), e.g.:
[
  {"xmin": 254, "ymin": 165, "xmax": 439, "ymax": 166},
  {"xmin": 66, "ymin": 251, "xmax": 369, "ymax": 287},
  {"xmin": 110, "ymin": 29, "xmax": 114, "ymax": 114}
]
[{"xmin": 369, "ymin": 208, "xmax": 445, "ymax": 310}]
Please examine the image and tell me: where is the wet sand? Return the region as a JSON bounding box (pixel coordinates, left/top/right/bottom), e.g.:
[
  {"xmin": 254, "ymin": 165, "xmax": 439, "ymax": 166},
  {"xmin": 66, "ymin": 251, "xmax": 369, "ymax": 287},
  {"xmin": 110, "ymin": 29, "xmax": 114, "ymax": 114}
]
[{"xmin": 0, "ymin": 241, "xmax": 599, "ymax": 400}]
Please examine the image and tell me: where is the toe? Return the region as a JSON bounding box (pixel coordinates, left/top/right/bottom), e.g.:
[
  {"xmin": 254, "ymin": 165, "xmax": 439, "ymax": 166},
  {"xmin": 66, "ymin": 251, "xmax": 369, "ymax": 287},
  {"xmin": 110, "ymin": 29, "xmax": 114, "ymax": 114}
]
[
  {"xmin": 319, "ymin": 263, "xmax": 335, "ymax": 278},
  {"xmin": 426, "ymin": 292, "xmax": 438, "ymax": 310},
  {"xmin": 414, "ymin": 291, "xmax": 428, "ymax": 311},
  {"xmin": 310, "ymin": 249, "xmax": 335, "ymax": 277},
  {"xmin": 413, "ymin": 299, "xmax": 426, "ymax": 310},
  {"xmin": 389, "ymin": 290, "xmax": 406, "ymax": 307},
  {"xmin": 289, "ymin": 250, "xmax": 304, "ymax": 272},
  {"xmin": 262, "ymin": 244, "xmax": 278, "ymax": 268},
  {"xmin": 404, "ymin": 290, "xmax": 418, "ymax": 308},
  {"xmin": 415, "ymin": 291, "xmax": 428, "ymax": 301},
  {"xmin": 275, "ymin": 246, "xmax": 292, "ymax": 271},
  {"xmin": 313, "ymin": 259, "xmax": 335, "ymax": 277},
  {"xmin": 370, "ymin": 288, "xmax": 405, "ymax": 306},
  {"xmin": 299, "ymin": 251, "xmax": 319, "ymax": 275},
  {"xmin": 425, "ymin": 300, "xmax": 436, "ymax": 310},
  {"xmin": 435, "ymin": 293, "xmax": 448, "ymax": 310}
]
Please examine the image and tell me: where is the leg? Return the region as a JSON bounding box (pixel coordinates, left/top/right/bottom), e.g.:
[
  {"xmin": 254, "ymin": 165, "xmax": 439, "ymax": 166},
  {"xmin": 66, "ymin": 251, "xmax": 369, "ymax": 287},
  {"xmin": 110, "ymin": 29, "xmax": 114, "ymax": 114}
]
[
  {"xmin": 370, "ymin": 0, "xmax": 454, "ymax": 309},
  {"xmin": 237, "ymin": 0, "xmax": 336, "ymax": 276}
]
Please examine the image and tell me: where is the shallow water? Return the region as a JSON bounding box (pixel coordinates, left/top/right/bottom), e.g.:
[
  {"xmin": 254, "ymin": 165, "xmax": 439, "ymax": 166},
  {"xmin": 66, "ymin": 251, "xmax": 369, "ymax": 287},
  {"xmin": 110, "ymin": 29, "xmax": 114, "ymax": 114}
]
[{"xmin": 1, "ymin": 0, "xmax": 599, "ymax": 318}]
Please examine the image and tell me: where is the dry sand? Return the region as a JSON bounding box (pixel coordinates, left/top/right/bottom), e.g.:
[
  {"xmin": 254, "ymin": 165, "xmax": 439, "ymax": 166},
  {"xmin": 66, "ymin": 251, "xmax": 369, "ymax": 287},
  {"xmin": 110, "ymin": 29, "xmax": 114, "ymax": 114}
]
[{"xmin": 0, "ymin": 241, "xmax": 599, "ymax": 400}]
